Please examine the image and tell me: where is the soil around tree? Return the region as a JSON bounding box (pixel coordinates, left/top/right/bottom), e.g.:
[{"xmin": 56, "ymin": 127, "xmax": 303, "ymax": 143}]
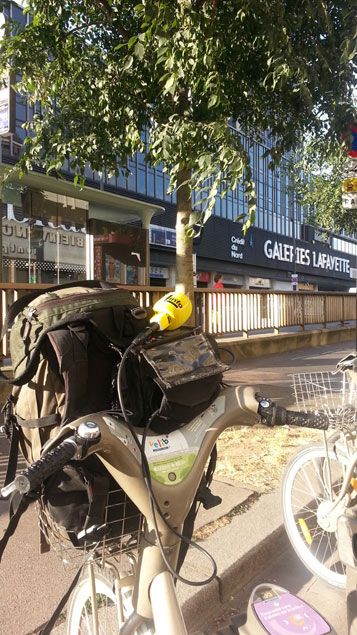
[{"xmin": 215, "ymin": 425, "xmax": 322, "ymax": 493}]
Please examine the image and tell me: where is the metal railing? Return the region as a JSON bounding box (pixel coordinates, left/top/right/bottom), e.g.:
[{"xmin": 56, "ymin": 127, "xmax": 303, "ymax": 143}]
[{"xmin": 0, "ymin": 282, "xmax": 356, "ymax": 357}]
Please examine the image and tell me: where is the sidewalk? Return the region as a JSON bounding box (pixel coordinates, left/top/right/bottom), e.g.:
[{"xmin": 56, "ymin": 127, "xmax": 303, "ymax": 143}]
[
  {"xmin": 0, "ymin": 339, "xmax": 355, "ymax": 634},
  {"xmin": 176, "ymin": 338, "xmax": 356, "ymax": 633}
]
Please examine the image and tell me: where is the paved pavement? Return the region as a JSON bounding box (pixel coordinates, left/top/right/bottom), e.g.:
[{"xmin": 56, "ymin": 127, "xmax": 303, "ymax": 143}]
[
  {"xmin": 0, "ymin": 339, "xmax": 355, "ymax": 634},
  {"xmin": 203, "ymin": 542, "xmax": 347, "ymax": 634}
]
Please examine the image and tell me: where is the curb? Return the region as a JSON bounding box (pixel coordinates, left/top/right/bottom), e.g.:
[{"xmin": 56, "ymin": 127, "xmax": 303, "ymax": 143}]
[
  {"xmin": 217, "ymin": 325, "xmax": 356, "ymax": 361},
  {"xmin": 177, "ymin": 489, "xmax": 290, "ymax": 633}
]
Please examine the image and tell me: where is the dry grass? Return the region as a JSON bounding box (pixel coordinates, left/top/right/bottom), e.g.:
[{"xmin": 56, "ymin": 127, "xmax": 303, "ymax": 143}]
[{"xmin": 215, "ymin": 425, "xmax": 322, "ymax": 492}]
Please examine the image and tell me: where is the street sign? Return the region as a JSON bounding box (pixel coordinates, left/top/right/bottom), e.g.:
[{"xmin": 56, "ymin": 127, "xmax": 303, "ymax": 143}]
[
  {"xmin": 342, "ymin": 157, "xmax": 357, "ymax": 209},
  {"xmin": 342, "ymin": 177, "xmax": 357, "ymax": 192},
  {"xmin": 342, "ymin": 192, "xmax": 357, "ymax": 209}
]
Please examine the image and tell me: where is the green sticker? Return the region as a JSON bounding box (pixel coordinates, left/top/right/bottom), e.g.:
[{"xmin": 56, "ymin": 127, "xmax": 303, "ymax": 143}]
[{"xmin": 149, "ymin": 452, "xmax": 197, "ymax": 484}]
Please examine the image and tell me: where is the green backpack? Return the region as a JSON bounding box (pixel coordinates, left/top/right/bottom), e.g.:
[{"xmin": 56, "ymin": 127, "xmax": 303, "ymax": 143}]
[{"xmin": 1, "ymin": 279, "xmax": 150, "ymax": 465}]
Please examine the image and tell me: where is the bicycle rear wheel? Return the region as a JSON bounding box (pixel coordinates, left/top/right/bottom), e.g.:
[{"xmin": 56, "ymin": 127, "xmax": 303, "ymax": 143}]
[
  {"xmin": 66, "ymin": 562, "xmax": 154, "ymax": 635},
  {"xmin": 281, "ymin": 444, "xmax": 347, "ymax": 588}
]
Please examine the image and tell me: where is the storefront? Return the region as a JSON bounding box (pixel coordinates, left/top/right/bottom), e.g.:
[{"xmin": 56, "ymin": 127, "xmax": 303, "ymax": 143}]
[
  {"xmin": 150, "ymin": 216, "xmax": 357, "ymax": 291},
  {"xmin": 1, "ymin": 174, "xmax": 355, "ymax": 292},
  {"xmin": 0, "ymin": 173, "xmax": 164, "ymax": 285},
  {"xmin": 195, "ymin": 217, "xmax": 357, "ymax": 291}
]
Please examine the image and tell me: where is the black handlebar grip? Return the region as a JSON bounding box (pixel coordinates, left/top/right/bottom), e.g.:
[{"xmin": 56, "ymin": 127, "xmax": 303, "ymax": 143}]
[
  {"xmin": 257, "ymin": 396, "xmax": 329, "ymax": 430},
  {"xmin": 14, "ymin": 438, "xmax": 78, "ymax": 494},
  {"xmin": 285, "ymin": 410, "xmax": 329, "ymax": 430}
]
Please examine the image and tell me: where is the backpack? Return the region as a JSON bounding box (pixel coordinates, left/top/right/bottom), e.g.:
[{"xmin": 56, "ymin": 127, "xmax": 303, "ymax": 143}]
[
  {"xmin": 1, "ymin": 280, "xmax": 150, "ymax": 462},
  {"xmin": 0, "ymin": 281, "xmax": 223, "ymax": 577},
  {"xmin": 0, "ymin": 280, "xmax": 150, "ymax": 548}
]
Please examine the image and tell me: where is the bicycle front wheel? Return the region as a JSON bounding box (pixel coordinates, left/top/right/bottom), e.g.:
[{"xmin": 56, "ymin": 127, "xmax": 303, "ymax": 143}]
[
  {"xmin": 66, "ymin": 562, "xmax": 154, "ymax": 635},
  {"xmin": 281, "ymin": 444, "xmax": 347, "ymax": 589}
]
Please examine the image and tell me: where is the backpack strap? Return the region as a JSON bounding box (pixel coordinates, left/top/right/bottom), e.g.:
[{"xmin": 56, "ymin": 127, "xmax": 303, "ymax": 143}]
[
  {"xmin": 0, "ymin": 396, "xmax": 20, "ymax": 489},
  {"xmin": 176, "ymin": 444, "xmax": 221, "ymax": 575},
  {"xmin": 14, "ymin": 413, "xmax": 60, "ymax": 429},
  {"xmin": 47, "ymin": 325, "xmax": 89, "ymax": 424}
]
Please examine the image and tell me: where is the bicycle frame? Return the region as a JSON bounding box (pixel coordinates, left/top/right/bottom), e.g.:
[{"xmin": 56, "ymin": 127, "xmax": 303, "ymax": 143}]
[{"xmin": 45, "ymin": 384, "xmax": 259, "ymax": 635}]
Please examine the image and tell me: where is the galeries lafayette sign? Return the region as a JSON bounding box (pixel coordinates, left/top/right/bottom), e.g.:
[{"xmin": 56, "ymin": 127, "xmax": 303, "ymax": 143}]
[
  {"xmin": 263, "ymin": 240, "xmax": 351, "ymax": 274},
  {"xmin": 195, "ymin": 217, "xmax": 357, "ymax": 281},
  {"xmin": 225, "ymin": 225, "xmax": 356, "ymax": 280}
]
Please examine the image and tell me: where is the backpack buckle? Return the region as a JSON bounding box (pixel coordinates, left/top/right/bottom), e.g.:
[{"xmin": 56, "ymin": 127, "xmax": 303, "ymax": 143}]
[{"xmin": 197, "ymin": 484, "xmax": 222, "ymax": 510}]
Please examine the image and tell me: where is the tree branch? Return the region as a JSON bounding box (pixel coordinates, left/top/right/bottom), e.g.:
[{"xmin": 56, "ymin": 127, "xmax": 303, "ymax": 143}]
[
  {"xmin": 94, "ymin": 0, "xmax": 131, "ymax": 41},
  {"xmin": 95, "ymin": 0, "xmax": 113, "ymax": 16}
]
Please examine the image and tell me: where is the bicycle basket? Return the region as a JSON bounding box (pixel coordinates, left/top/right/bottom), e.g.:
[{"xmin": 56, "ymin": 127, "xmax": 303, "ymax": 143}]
[
  {"xmin": 37, "ymin": 485, "xmax": 143, "ymax": 568},
  {"xmin": 290, "ymin": 371, "xmax": 357, "ymax": 430}
]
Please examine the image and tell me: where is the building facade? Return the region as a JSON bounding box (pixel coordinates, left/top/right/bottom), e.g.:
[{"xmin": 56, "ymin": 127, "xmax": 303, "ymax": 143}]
[{"xmin": 0, "ymin": 1, "xmax": 356, "ymax": 292}]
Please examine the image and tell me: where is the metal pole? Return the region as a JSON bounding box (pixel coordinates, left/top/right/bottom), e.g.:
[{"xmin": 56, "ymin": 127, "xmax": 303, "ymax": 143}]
[{"xmin": 291, "ymin": 194, "xmax": 297, "ymax": 292}]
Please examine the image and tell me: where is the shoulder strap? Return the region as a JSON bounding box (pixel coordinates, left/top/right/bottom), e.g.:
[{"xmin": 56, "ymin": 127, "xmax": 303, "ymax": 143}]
[
  {"xmin": 1, "ymin": 417, "xmax": 19, "ymax": 488},
  {"xmin": 0, "ymin": 313, "xmax": 91, "ymax": 386},
  {"xmin": 47, "ymin": 324, "xmax": 89, "ymax": 424},
  {"xmin": 1, "ymin": 395, "xmax": 20, "ymax": 488}
]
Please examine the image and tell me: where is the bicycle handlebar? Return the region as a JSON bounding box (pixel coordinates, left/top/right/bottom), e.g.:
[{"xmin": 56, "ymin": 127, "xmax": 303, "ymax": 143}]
[
  {"xmin": 1, "ymin": 421, "xmax": 101, "ymax": 498},
  {"xmin": 1, "ymin": 437, "xmax": 78, "ymax": 497},
  {"xmin": 256, "ymin": 394, "xmax": 329, "ymax": 430}
]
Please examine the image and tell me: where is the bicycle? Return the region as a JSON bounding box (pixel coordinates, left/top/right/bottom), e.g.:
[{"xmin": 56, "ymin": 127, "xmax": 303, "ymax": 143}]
[
  {"xmin": 2, "ymin": 381, "xmax": 341, "ymax": 635},
  {"xmin": 281, "ymin": 363, "xmax": 357, "ymax": 590}
]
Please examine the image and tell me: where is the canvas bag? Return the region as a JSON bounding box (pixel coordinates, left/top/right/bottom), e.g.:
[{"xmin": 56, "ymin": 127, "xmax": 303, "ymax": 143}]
[
  {"xmin": 1, "ymin": 281, "xmax": 150, "ymax": 464},
  {"xmin": 119, "ymin": 327, "xmax": 228, "ymax": 433}
]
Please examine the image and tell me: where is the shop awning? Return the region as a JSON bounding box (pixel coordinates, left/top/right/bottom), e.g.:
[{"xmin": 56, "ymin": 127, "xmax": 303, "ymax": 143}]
[{"xmin": 0, "ymin": 165, "xmax": 165, "ymax": 225}]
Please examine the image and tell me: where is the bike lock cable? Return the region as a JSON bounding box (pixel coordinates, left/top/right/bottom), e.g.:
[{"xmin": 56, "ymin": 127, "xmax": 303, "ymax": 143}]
[
  {"xmin": 113, "ymin": 337, "xmax": 219, "ymax": 587},
  {"xmin": 140, "ymin": 413, "xmax": 218, "ymax": 586}
]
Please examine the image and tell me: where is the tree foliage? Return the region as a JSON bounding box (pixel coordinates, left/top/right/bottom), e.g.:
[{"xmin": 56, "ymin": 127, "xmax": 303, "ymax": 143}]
[
  {"xmin": 289, "ymin": 141, "xmax": 357, "ymax": 235},
  {"xmin": 0, "ymin": 0, "xmax": 355, "ymax": 232}
]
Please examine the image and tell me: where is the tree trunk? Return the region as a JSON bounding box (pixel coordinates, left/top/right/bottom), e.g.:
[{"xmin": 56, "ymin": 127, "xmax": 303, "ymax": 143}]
[{"xmin": 175, "ymin": 166, "xmax": 195, "ymax": 324}]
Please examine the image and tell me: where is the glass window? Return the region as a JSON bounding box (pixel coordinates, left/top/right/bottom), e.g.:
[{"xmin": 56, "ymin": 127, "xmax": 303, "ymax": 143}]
[
  {"xmin": 1, "ymin": 187, "xmax": 88, "ymax": 284},
  {"xmin": 147, "ymin": 169, "xmax": 155, "ymax": 197},
  {"xmin": 164, "ymin": 174, "xmax": 171, "ymax": 201},
  {"xmin": 118, "ymin": 168, "xmax": 127, "ymax": 189},
  {"xmin": 137, "ymin": 167, "xmax": 146, "ymax": 195},
  {"xmin": 12, "ymin": 5, "xmax": 27, "ymax": 30},
  {"xmin": 127, "ymin": 159, "xmax": 136, "ymax": 191},
  {"xmin": 15, "ymin": 123, "xmax": 26, "ymax": 141},
  {"xmin": 155, "ymin": 172, "xmax": 164, "ymax": 200}
]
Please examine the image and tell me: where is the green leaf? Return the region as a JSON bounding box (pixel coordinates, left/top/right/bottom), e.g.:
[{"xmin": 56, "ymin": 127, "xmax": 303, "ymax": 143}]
[
  {"xmin": 208, "ymin": 94, "xmax": 218, "ymax": 108},
  {"xmin": 123, "ymin": 56, "xmax": 134, "ymax": 71},
  {"xmin": 134, "ymin": 41, "xmax": 145, "ymax": 59},
  {"xmin": 163, "ymin": 75, "xmax": 176, "ymax": 94},
  {"xmin": 128, "ymin": 35, "xmax": 138, "ymax": 50}
]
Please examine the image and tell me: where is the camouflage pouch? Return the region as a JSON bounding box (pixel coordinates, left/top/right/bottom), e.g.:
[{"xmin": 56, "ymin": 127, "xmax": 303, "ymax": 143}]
[{"xmin": 120, "ymin": 328, "xmax": 228, "ymax": 433}]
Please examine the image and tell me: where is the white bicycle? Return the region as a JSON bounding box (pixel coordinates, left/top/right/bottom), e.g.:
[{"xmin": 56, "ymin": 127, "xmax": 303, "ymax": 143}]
[
  {"xmin": 2, "ymin": 384, "xmax": 339, "ymax": 635},
  {"xmin": 281, "ymin": 365, "xmax": 357, "ymax": 589}
]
